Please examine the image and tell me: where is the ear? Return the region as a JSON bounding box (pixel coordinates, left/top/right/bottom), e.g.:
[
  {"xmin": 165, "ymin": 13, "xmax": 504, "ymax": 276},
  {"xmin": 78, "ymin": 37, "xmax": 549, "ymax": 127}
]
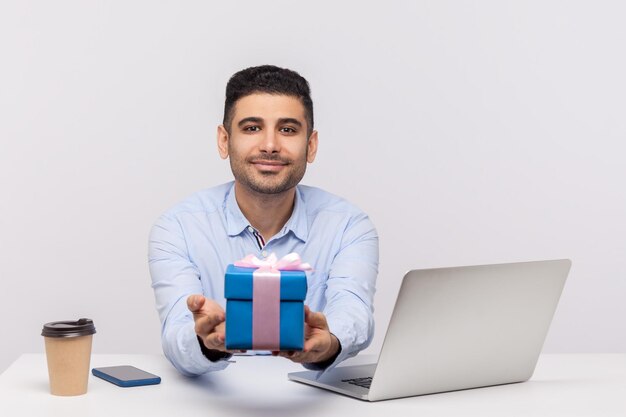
[
  {"xmin": 306, "ymin": 130, "xmax": 318, "ymax": 163},
  {"xmin": 217, "ymin": 125, "xmax": 229, "ymax": 159}
]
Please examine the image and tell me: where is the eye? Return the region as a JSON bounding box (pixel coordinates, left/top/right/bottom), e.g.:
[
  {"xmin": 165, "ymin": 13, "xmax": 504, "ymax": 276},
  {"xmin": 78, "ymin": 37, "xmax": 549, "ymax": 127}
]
[
  {"xmin": 279, "ymin": 126, "xmax": 297, "ymax": 134},
  {"xmin": 243, "ymin": 125, "xmax": 261, "ymax": 132}
]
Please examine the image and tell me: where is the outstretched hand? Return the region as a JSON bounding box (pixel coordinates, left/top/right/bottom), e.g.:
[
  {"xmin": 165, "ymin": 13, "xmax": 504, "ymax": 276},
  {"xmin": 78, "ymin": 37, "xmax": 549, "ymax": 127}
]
[
  {"xmin": 275, "ymin": 306, "xmax": 339, "ymax": 364},
  {"xmin": 187, "ymin": 294, "xmax": 236, "ymax": 353}
]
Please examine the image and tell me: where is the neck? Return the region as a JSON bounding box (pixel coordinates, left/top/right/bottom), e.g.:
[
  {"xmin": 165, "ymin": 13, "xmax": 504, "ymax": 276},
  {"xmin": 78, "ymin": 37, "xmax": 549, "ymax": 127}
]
[{"xmin": 234, "ymin": 182, "xmax": 296, "ymax": 241}]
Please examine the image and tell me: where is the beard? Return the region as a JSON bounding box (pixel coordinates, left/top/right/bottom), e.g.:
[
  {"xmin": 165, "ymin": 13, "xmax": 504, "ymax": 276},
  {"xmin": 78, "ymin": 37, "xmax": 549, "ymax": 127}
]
[{"xmin": 228, "ymin": 149, "xmax": 308, "ymax": 195}]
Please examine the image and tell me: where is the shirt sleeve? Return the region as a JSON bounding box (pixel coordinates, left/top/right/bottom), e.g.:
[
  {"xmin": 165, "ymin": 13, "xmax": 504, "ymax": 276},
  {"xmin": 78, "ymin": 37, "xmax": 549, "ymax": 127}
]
[
  {"xmin": 304, "ymin": 211, "xmax": 379, "ymax": 373},
  {"xmin": 148, "ymin": 214, "xmax": 231, "ymax": 376}
]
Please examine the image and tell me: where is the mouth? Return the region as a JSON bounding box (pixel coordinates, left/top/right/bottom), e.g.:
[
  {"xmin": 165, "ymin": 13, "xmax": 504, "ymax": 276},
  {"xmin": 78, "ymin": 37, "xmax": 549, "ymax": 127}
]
[{"xmin": 250, "ymin": 160, "xmax": 289, "ymax": 172}]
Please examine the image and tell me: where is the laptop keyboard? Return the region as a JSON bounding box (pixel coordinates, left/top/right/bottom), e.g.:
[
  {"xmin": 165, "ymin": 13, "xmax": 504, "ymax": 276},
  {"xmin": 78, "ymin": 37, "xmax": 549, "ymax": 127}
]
[{"xmin": 342, "ymin": 377, "xmax": 372, "ymax": 389}]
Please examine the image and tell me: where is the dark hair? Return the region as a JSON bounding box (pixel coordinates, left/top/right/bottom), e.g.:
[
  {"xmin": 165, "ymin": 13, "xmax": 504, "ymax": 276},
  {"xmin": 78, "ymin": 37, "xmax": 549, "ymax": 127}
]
[{"xmin": 223, "ymin": 65, "xmax": 314, "ymax": 136}]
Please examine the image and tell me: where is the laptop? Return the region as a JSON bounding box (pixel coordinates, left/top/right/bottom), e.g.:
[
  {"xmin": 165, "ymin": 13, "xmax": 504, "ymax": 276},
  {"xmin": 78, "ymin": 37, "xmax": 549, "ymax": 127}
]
[{"xmin": 288, "ymin": 259, "xmax": 571, "ymax": 401}]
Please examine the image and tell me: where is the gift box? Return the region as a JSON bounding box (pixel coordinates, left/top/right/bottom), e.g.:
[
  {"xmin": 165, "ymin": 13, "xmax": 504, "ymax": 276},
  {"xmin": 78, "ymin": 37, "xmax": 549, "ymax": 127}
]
[{"xmin": 224, "ymin": 253, "xmax": 310, "ymax": 351}]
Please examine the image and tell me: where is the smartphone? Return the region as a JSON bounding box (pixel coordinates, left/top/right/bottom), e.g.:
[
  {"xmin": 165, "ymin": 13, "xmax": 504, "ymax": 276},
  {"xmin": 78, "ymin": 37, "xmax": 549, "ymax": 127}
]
[{"xmin": 92, "ymin": 365, "xmax": 161, "ymax": 387}]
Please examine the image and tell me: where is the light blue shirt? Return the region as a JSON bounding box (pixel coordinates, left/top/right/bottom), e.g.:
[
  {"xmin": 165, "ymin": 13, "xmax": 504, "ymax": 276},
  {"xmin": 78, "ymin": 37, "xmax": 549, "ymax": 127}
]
[{"xmin": 148, "ymin": 182, "xmax": 379, "ymax": 376}]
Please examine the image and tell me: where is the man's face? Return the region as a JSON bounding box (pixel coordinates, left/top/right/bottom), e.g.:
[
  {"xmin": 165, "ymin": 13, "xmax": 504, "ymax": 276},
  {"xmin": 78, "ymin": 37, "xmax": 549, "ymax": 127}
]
[{"xmin": 217, "ymin": 93, "xmax": 318, "ymax": 195}]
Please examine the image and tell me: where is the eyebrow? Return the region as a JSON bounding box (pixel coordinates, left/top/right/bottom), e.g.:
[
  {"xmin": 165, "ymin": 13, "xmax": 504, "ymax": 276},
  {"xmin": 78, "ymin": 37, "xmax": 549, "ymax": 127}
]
[
  {"xmin": 237, "ymin": 117, "xmax": 303, "ymax": 129},
  {"xmin": 278, "ymin": 118, "xmax": 303, "ymax": 127},
  {"xmin": 237, "ymin": 117, "xmax": 263, "ymax": 128}
]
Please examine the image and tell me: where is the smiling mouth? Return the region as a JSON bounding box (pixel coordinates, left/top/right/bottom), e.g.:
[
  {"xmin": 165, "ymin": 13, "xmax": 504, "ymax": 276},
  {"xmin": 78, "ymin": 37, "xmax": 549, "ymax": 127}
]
[
  {"xmin": 251, "ymin": 160, "xmax": 288, "ymax": 166},
  {"xmin": 250, "ymin": 160, "xmax": 289, "ymax": 172}
]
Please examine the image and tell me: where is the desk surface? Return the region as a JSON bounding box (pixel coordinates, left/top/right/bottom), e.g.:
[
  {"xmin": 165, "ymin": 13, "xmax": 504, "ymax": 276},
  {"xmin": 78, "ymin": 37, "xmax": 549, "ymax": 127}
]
[{"xmin": 1, "ymin": 353, "xmax": 625, "ymax": 417}]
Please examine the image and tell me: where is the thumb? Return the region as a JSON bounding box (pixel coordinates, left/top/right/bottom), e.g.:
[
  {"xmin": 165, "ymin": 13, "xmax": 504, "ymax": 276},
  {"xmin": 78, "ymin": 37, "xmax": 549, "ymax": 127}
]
[
  {"xmin": 186, "ymin": 294, "xmax": 205, "ymax": 312},
  {"xmin": 305, "ymin": 309, "xmax": 328, "ymax": 330}
]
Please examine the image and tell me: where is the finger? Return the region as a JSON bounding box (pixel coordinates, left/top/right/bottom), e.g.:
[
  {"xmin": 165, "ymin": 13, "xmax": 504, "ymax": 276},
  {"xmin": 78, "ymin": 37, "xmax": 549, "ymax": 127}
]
[
  {"xmin": 305, "ymin": 310, "xmax": 328, "ymax": 330},
  {"xmin": 281, "ymin": 350, "xmax": 314, "ymax": 364},
  {"xmin": 188, "ymin": 296, "xmax": 226, "ymax": 318},
  {"xmin": 276, "ymin": 351, "xmax": 297, "ymax": 361},
  {"xmin": 195, "ymin": 313, "xmax": 226, "ymax": 336},
  {"xmin": 187, "ymin": 294, "xmax": 206, "ymax": 312},
  {"xmin": 303, "ymin": 335, "xmax": 325, "ymax": 353},
  {"xmin": 190, "ymin": 299, "xmax": 226, "ymax": 336},
  {"xmin": 203, "ymin": 331, "xmax": 225, "ymax": 350}
]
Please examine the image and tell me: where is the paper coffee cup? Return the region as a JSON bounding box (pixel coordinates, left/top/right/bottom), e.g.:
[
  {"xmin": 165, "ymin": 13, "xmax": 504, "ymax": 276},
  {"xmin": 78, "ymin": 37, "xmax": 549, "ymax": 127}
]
[{"xmin": 41, "ymin": 318, "xmax": 96, "ymax": 396}]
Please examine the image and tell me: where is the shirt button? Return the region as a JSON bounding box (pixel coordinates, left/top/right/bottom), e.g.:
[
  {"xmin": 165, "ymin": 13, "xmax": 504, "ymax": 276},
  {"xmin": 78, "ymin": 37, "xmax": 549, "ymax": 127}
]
[
  {"xmin": 261, "ymin": 251, "xmax": 268, "ymax": 257},
  {"xmin": 247, "ymin": 226, "xmax": 254, "ymax": 232}
]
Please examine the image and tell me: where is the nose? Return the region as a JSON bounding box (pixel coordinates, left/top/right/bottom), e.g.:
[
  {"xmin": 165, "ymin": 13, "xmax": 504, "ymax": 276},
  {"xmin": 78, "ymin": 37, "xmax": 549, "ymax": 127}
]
[{"xmin": 259, "ymin": 128, "xmax": 280, "ymax": 153}]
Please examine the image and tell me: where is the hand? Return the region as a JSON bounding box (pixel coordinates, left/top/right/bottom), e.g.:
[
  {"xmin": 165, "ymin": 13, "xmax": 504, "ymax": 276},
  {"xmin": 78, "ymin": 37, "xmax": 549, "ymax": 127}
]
[
  {"xmin": 187, "ymin": 294, "xmax": 231, "ymax": 353},
  {"xmin": 275, "ymin": 306, "xmax": 340, "ymax": 364}
]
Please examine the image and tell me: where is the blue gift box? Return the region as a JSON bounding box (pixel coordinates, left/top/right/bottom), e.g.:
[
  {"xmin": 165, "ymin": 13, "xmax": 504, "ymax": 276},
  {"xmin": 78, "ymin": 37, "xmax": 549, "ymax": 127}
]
[{"xmin": 224, "ymin": 264, "xmax": 307, "ymax": 351}]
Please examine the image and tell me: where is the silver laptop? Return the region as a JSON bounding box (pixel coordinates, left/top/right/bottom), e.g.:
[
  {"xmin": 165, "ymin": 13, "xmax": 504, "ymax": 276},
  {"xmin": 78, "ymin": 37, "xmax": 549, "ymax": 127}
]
[{"xmin": 288, "ymin": 259, "xmax": 571, "ymax": 401}]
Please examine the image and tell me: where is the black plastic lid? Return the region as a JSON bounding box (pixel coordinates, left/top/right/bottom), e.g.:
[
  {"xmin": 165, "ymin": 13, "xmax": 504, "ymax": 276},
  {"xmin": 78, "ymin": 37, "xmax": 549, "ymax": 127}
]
[{"xmin": 41, "ymin": 318, "xmax": 96, "ymax": 338}]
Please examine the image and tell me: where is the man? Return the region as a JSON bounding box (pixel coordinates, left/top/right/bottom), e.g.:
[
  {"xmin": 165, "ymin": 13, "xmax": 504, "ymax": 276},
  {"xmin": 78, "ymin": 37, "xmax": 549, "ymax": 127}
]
[{"xmin": 149, "ymin": 65, "xmax": 378, "ymax": 376}]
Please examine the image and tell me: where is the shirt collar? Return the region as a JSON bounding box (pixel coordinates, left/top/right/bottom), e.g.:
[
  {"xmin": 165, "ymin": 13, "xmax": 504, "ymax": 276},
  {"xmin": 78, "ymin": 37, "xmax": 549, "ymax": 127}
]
[
  {"xmin": 224, "ymin": 183, "xmax": 249, "ymax": 237},
  {"xmin": 224, "ymin": 182, "xmax": 309, "ymax": 243},
  {"xmin": 284, "ymin": 186, "xmax": 308, "ymax": 243}
]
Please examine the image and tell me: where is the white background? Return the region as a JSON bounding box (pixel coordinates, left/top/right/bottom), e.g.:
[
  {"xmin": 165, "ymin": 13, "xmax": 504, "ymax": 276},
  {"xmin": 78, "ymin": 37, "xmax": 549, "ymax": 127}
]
[{"xmin": 1, "ymin": 1, "xmax": 625, "ymax": 374}]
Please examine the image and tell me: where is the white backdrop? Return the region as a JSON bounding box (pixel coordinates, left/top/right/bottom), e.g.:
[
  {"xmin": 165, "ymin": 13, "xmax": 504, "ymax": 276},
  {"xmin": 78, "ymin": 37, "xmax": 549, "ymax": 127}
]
[{"xmin": 1, "ymin": 1, "xmax": 625, "ymax": 374}]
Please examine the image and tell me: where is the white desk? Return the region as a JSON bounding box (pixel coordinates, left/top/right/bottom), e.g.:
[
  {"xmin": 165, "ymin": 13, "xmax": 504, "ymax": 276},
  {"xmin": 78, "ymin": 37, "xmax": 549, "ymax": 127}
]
[{"xmin": 1, "ymin": 354, "xmax": 624, "ymax": 416}]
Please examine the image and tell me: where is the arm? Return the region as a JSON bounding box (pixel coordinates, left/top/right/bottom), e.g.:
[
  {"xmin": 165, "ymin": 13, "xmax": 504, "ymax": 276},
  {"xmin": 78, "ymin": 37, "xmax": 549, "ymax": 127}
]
[
  {"xmin": 316, "ymin": 212, "xmax": 378, "ymax": 370},
  {"xmin": 278, "ymin": 213, "xmax": 378, "ymax": 370},
  {"xmin": 148, "ymin": 214, "xmax": 232, "ymax": 376}
]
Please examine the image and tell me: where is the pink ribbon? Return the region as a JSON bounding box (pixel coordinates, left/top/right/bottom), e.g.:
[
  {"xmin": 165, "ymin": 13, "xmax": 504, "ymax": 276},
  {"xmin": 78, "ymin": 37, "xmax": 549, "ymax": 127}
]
[{"xmin": 234, "ymin": 253, "xmax": 312, "ymax": 350}]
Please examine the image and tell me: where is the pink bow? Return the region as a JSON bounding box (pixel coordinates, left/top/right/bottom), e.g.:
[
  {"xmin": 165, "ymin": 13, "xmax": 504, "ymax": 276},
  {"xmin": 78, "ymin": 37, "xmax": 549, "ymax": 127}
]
[
  {"xmin": 234, "ymin": 252, "xmax": 311, "ymax": 350},
  {"xmin": 234, "ymin": 252, "xmax": 313, "ymax": 272}
]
